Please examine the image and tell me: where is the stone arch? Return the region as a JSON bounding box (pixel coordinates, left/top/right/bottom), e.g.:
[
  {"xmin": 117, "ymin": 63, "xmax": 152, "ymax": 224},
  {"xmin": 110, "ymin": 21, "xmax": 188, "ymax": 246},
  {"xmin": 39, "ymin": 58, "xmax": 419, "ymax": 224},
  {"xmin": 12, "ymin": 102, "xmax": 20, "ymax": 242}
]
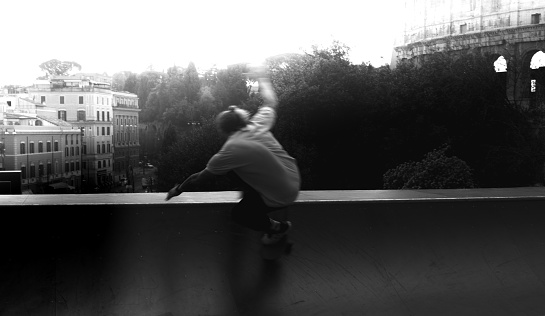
[
  {"xmin": 529, "ymin": 51, "xmax": 545, "ymax": 107},
  {"xmin": 489, "ymin": 54, "xmax": 509, "ymax": 97},
  {"xmin": 35, "ymin": 120, "xmax": 43, "ymax": 126},
  {"xmin": 520, "ymin": 49, "xmax": 542, "ymax": 102}
]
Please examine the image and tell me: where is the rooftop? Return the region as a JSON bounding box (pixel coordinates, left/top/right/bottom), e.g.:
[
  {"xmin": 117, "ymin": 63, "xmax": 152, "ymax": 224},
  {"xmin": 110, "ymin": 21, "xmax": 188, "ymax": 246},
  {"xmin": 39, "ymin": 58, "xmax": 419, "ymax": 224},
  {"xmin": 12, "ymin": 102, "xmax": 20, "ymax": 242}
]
[{"xmin": 2, "ymin": 187, "xmax": 545, "ymax": 315}]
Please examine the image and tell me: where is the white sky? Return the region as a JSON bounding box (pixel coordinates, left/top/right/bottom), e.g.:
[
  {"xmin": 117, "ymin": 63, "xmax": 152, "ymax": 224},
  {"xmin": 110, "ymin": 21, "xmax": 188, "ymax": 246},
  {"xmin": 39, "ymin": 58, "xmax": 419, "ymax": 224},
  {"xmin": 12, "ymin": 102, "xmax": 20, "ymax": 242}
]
[{"xmin": 0, "ymin": 0, "xmax": 404, "ymax": 87}]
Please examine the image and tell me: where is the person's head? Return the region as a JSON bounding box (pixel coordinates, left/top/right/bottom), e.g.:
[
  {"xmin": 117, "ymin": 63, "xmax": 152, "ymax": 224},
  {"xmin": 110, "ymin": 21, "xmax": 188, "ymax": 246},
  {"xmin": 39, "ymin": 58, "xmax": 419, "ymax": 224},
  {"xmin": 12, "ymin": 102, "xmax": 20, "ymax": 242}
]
[{"xmin": 215, "ymin": 105, "xmax": 250, "ymax": 136}]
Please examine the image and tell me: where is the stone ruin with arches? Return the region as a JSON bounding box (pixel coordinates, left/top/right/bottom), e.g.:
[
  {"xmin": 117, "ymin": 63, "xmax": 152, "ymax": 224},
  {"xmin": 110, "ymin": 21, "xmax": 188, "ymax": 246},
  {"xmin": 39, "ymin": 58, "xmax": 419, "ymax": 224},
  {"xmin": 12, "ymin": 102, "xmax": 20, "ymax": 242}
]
[{"xmin": 391, "ymin": 0, "xmax": 545, "ymax": 108}]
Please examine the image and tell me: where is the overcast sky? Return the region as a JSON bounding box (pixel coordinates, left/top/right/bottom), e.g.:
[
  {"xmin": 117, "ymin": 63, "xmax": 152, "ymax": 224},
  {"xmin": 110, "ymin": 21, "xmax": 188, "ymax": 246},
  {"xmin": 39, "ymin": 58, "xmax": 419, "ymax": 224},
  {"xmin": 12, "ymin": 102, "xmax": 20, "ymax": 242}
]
[{"xmin": 0, "ymin": 0, "xmax": 404, "ymax": 86}]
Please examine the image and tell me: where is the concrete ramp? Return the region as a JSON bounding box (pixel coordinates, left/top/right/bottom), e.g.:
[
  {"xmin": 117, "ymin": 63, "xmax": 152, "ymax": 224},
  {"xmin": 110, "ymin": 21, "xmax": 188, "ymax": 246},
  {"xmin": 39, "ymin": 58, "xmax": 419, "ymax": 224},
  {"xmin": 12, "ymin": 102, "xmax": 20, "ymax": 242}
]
[{"xmin": 2, "ymin": 190, "xmax": 545, "ymax": 315}]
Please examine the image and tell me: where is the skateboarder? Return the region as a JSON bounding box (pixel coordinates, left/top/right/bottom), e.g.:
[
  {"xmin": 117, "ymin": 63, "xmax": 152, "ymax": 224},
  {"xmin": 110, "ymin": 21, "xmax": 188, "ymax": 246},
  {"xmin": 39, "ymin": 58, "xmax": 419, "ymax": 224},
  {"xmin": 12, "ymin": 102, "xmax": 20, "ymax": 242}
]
[{"xmin": 166, "ymin": 65, "xmax": 300, "ymax": 245}]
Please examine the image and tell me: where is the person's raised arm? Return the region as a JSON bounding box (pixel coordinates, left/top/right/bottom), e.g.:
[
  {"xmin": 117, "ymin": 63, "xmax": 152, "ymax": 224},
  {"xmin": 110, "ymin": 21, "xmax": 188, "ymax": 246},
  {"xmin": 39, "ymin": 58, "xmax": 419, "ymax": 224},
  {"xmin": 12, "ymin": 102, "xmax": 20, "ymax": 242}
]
[
  {"xmin": 258, "ymin": 76, "xmax": 278, "ymax": 110},
  {"xmin": 249, "ymin": 64, "xmax": 278, "ymax": 110}
]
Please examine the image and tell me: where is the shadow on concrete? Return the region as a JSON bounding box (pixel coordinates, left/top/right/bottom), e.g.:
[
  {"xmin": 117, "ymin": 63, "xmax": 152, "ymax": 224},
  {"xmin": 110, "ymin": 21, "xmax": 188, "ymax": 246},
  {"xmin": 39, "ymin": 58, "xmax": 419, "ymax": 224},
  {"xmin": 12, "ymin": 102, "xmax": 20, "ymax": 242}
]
[{"xmin": 1, "ymin": 192, "xmax": 545, "ymax": 315}]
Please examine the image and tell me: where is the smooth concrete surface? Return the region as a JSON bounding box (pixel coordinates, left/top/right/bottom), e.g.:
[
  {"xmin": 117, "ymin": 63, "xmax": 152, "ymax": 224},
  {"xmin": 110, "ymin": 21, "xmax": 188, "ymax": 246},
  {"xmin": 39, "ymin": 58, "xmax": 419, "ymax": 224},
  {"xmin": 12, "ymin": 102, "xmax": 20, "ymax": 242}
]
[
  {"xmin": 1, "ymin": 188, "xmax": 545, "ymax": 315},
  {"xmin": 2, "ymin": 187, "xmax": 545, "ymax": 206}
]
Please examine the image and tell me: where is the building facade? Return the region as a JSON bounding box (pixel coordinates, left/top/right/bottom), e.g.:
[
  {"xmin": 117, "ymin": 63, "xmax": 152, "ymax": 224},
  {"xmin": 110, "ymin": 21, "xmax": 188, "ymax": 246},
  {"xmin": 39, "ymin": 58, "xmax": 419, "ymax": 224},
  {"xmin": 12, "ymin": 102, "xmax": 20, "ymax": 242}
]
[
  {"xmin": 393, "ymin": 0, "xmax": 545, "ymax": 63},
  {"xmin": 27, "ymin": 74, "xmax": 123, "ymax": 191},
  {"xmin": 392, "ymin": 0, "xmax": 545, "ymax": 106},
  {"xmin": 1, "ymin": 93, "xmax": 83, "ymax": 193},
  {"xmin": 0, "ymin": 125, "xmax": 82, "ymax": 193},
  {"xmin": 112, "ymin": 91, "xmax": 140, "ymax": 179}
]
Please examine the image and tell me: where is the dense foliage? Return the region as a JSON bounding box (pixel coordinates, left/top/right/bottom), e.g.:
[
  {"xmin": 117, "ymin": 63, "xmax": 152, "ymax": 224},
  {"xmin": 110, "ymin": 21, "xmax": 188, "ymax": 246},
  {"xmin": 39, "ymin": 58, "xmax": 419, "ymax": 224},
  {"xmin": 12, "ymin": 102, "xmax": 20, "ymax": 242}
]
[
  {"xmin": 38, "ymin": 59, "xmax": 82, "ymax": 79},
  {"xmin": 120, "ymin": 42, "xmax": 545, "ymax": 191},
  {"xmin": 383, "ymin": 145, "xmax": 475, "ymax": 189}
]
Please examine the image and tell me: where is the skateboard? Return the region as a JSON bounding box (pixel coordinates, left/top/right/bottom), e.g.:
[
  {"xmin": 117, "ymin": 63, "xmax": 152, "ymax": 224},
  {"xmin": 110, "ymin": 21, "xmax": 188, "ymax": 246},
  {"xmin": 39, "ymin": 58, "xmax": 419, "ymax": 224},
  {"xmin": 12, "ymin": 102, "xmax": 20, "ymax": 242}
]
[{"xmin": 259, "ymin": 235, "xmax": 294, "ymax": 260}]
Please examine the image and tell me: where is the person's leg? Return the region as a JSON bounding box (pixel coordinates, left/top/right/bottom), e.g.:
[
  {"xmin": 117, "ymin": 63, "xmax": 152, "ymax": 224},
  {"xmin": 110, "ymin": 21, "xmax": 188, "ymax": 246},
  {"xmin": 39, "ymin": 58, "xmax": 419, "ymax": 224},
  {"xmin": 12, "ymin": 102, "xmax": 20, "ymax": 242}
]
[
  {"xmin": 225, "ymin": 171, "xmax": 291, "ymax": 241},
  {"xmin": 230, "ymin": 189, "xmax": 272, "ymax": 231}
]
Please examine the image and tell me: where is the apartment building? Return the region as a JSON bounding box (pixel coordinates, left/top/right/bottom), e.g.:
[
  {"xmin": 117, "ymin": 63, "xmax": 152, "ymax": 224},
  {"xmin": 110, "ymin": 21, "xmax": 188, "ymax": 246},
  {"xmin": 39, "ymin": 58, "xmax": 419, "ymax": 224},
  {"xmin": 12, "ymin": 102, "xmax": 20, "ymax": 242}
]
[
  {"xmin": 0, "ymin": 124, "xmax": 82, "ymax": 193},
  {"xmin": 27, "ymin": 74, "xmax": 115, "ymax": 190},
  {"xmin": 1, "ymin": 94, "xmax": 82, "ymax": 193},
  {"xmin": 112, "ymin": 91, "xmax": 140, "ymax": 177}
]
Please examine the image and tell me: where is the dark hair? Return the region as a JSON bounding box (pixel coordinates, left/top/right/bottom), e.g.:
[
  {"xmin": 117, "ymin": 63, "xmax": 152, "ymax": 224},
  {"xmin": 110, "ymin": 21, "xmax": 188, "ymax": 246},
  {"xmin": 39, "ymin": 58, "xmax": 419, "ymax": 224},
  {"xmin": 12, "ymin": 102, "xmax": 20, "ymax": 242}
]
[{"xmin": 216, "ymin": 107, "xmax": 247, "ymax": 134}]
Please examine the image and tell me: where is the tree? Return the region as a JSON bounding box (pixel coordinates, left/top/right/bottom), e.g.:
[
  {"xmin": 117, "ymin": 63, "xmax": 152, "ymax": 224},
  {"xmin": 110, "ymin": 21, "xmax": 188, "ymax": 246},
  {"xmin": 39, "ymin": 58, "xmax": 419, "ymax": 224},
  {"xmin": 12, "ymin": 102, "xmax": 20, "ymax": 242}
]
[
  {"xmin": 383, "ymin": 145, "xmax": 475, "ymax": 189},
  {"xmin": 124, "ymin": 73, "xmax": 138, "ymax": 94},
  {"xmin": 183, "ymin": 62, "xmax": 201, "ymax": 104},
  {"xmin": 38, "ymin": 59, "xmax": 82, "ymax": 78},
  {"xmin": 212, "ymin": 63, "xmax": 249, "ymax": 107}
]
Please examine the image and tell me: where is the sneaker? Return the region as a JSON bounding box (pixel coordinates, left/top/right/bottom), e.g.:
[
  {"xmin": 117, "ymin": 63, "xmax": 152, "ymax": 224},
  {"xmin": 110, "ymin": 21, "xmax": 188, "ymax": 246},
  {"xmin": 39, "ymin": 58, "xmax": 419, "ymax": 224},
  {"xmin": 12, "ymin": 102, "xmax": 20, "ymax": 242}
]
[{"xmin": 261, "ymin": 221, "xmax": 292, "ymax": 245}]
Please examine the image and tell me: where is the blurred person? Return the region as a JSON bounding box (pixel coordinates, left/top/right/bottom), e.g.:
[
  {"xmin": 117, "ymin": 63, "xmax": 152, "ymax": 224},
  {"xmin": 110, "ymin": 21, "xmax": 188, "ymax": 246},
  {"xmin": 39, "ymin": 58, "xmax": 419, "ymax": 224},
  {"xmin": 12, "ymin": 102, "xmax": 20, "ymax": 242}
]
[{"xmin": 165, "ymin": 65, "xmax": 300, "ymax": 245}]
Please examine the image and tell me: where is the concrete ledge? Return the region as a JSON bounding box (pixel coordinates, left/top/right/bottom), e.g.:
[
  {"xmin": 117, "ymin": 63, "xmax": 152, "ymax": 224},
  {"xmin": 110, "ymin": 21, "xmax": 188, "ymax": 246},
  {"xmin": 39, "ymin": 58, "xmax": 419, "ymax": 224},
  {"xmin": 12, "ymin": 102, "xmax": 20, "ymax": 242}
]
[
  {"xmin": 2, "ymin": 188, "xmax": 545, "ymax": 315},
  {"xmin": 1, "ymin": 187, "xmax": 545, "ymax": 206}
]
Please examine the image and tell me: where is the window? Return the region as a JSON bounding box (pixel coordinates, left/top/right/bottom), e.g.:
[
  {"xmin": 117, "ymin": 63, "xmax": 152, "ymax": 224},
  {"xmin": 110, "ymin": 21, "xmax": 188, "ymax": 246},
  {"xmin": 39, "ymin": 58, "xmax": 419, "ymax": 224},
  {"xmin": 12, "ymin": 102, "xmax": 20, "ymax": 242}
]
[
  {"xmin": 98, "ymin": 161, "xmax": 102, "ymax": 169},
  {"xmin": 38, "ymin": 164, "xmax": 44, "ymax": 177},
  {"xmin": 460, "ymin": 24, "xmax": 467, "ymax": 34},
  {"xmin": 76, "ymin": 161, "xmax": 80, "ymax": 171},
  {"xmin": 97, "ymin": 111, "xmax": 100, "ymax": 121},
  {"xmin": 38, "ymin": 142, "xmax": 43, "ymax": 153},
  {"xmin": 107, "ymin": 112, "xmax": 110, "ymax": 121},
  {"xmin": 29, "ymin": 142, "xmax": 34, "ymax": 154},
  {"xmin": 70, "ymin": 147, "xmax": 74, "ymax": 156},
  {"xmin": 65, "ymin": 148, "xmax": 69, "ymax": 157},
  {"xmin": 60, "ymin": 96, "xmax": 64, "ymax": 104},
  {"xmin": 102, "ymin": 111, "xmax": 105, "ymax": 121},
  {"xmin": 83, "ymin": 144, "xmax": 87, "ymax": 155},
  {"xmin": 71, "ymin": 135, "xmax": 73, "ymax": 145},
  {"xmin": 107, "ymin": 127, "xmax": 110, "ymax": 135},
  {"xmin": 47, "ymin": 141, "xmax": 51, "ymax": 152},
  {"xmin": 76, "ymin": 147, "xmax": 80, "ymax": 155},
  {"xmin": 97, "ymin": 127, "xmax": 100, "ymax": 135},
  {"xmin": 102, "ymin": 127, "xmax": 105, "ymax": 135},
  {"xmin": 65, "ymin": 162, "xmax": 69, "ymax": 173},
  {"xmin": 97, "ymin": 144, "xmax": 100, "ymax": 153},
  {"xmin": 47, "ymin": 162, "xmax": 52, "ymax": 175},
  {"xmin": 54, "ymin": 141, "xmax": 59, "ymax": 151},
  {"xmin": 40, "ymin": 96, "xmax": 45, "ymax": 104},
  {"xmin": 20, "ymin": 143, "xmax": 25, "ymax": 154},
  {"xmin": 58, "ymin": 110, "xmax": 67, "ymax": 121},
  {"xmin": 21, "ymin": 166, "xmax": 27, "ymax": 179},
  {"xmin": 107, "ymin": 143, "xmax": 110, "ymax": 153},
  {"xmin": 102, "ymin": 144, "xmax": 106, "ymax": 153},
  {"xmin": 30, "ymin": 165, "xmax": 35, "ymax": 178},
  {"xmin": 531, "ymin": 13, "xmax": 541, "ymax": 24},
  {"xmin": 71, "ymin": 162, "xmax": 75, "ymax": 172},
  {"xmin": 77, "ymin": 110, "xmax": 86, "ymax": 121},
  {"xmin": 79, "ymin": 96, "xmax": 84, "ymax": 104}
]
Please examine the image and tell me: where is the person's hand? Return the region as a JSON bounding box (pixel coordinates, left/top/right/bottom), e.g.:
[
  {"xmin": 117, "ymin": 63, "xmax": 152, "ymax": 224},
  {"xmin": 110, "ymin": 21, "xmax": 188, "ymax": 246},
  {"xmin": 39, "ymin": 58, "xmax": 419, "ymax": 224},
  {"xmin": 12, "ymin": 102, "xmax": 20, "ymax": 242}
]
[
  {"xmin": 244, "ymin": 63, "xmax": 268, "ymax": 80},
  {"xmin": 165, "ymin": 184, "xmax": 182, "ymax": 201}
]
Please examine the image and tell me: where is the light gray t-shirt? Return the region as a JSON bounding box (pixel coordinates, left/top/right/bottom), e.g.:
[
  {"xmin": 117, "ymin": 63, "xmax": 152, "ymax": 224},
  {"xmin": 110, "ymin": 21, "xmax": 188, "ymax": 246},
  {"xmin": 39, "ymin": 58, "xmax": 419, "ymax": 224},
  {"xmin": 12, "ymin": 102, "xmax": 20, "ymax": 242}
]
[{"xmin": 206, "ymin": 106, "xmax": 300, "ymax": 207}]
